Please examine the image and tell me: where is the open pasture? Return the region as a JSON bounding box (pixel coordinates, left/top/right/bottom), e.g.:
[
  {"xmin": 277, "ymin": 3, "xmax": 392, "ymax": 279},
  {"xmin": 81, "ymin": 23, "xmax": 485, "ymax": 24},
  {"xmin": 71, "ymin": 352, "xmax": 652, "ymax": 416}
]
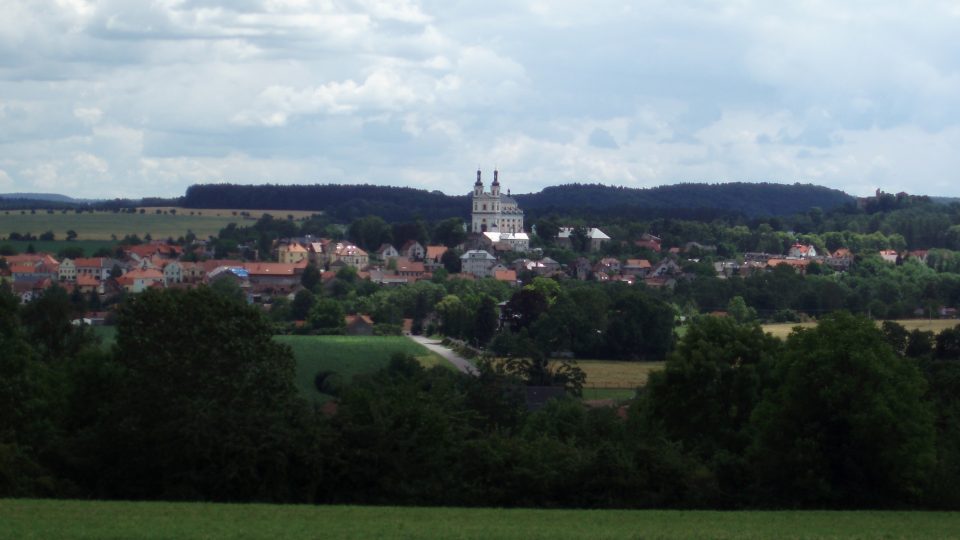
[
  {"xmin": 2, "ymin": 499, "xmax": 959, "ymax": 540},
  {"xmin": 577, "ymin": 359, "xmax": 664, "ymax": 389},
  {"xmin": 276, "ymin": 335, "xmax": 450, "ymax": 403},
  {"xmin": 143, "ymin": 207, "xmax": 319, "ymax": 220},
  {"xmin": 0, "ymin": 207, "xmax": 319, "ymax": 241},
  {"xmin": 762, "ymin": 319, "xmax": 960, "ymax": 340},
  {"xmin": 0, "ymin": 209, "xmax": 241, "ymax": 241}
]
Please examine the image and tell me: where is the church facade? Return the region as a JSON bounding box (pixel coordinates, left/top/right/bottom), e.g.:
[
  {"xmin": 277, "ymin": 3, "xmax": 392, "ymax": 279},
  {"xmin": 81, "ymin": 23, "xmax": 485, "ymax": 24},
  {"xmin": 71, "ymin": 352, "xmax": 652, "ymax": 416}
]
[{"xmin": 471, "ymin": 169, "xmax": 524, "ymax": 234}]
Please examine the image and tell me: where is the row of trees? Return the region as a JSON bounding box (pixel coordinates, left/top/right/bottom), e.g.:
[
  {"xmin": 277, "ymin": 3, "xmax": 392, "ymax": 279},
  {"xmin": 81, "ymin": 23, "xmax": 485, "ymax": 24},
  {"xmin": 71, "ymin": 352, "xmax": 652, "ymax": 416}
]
[{"xmin": 5, "ymin": 283, "xmax": 960, "ymax": 507}]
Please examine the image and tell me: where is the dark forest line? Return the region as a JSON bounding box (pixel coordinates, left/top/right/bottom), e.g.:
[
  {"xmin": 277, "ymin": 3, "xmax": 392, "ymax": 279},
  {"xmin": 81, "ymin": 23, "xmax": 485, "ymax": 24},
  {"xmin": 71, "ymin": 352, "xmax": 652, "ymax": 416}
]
[{"xmin": 180, "ymin": 182, "xmax": 854, "ymax": 222}]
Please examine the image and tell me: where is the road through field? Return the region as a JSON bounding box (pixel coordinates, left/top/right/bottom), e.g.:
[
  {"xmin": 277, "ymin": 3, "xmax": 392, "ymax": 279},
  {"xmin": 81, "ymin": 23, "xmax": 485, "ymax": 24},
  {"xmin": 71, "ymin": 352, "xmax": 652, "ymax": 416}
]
[{"xmin": 407, "ymin": 335, "xmax": 478, "ymax": 375}]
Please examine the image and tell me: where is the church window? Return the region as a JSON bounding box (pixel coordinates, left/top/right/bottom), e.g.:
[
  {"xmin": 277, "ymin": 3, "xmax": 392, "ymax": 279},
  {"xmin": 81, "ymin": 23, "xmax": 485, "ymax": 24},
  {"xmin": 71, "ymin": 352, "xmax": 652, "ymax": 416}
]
[{"xmin": 483, "ymin": 204, "xmax": 487, "ymax": 211}]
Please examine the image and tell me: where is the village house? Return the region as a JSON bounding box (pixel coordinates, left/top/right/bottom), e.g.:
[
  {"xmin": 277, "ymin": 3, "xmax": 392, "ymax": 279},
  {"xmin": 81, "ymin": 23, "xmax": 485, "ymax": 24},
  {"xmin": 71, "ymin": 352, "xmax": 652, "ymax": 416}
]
[
  {"xmin": 375, "ymin": 243, "xmax": 399, "ymax": 261},
  {"xmin": 344, "ymin": 314, "xmax": 375, "ymax": 336},
  {"xmin": 768, "ymin": 258, "xmax": 811, "ymax": 275},
  {"xmin": 635, "ymin": 233, "xmax": 662, "ymax": 252},
  {"xmin": 825, "ymin": 248, "xmax": 854, "ymax": 271},
  {"xmin": 650, "ymin": 258, "xmax": 682, "ymax": 277},
  {"xmin": 482, "ymin": 231, "xmax": 530, "ymax": 252},
  {"xmin": 243, "ymin": 261, "xmax": 307, "ymax": 287},
  {"xmin": 623, "ymin": 258, "xmax": 652, "ymax": 277},
  {"xmin": 277, "ymin": 242, "xmax": 309, "ymax": 264},
  {"xmin": 394, "ymin": 257, "xmax": 426, "ymax": 279},
  {"xmin": 494, "ymin": 268, "xmax": 518, "ymax": 286},
  {"xmin": 879, "ymin": 250, "xmax": 900, "ymax": 264},
  {"xmin": 788, "ymin": 243, "xmax": 818, "ymax": 258},
  {"xmin": 557, "ymin": 227, "xmax": 610, "ymax": 252},
  {"xmin": 161, "ymin": 260, "xmax": 183, "ymax": 285},
  {"xmin": 424, "ymin": 245, "xmax": 448, "ymax": 271},
  {"xmin": 400, "ymin": 240, "xmax": 426, "ymax": 260},
  {"xmin": 330, "ymin": 243, "xmax": 369, "ymax": 270},
  {"xmin": 461, "ymin": 250, "xmax": 498, "ymax": 277},
  {"xmin": 118, "ymin": 268, "xmax": 164, "ymax": 293}
]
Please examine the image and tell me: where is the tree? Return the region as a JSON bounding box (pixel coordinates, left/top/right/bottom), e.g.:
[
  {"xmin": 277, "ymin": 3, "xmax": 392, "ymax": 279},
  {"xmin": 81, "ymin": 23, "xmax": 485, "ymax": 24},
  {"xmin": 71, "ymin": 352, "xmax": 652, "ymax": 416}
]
[
  {"xmin": 66, "ymin": 230, "xmax": 78, "ymax": 241},
  {"xmin": 496, "ymin": 333, "xmax": 585, "ymax": 396},
  {"xmin": 308, "ymin": 298, "xmax": 346, "ymax": 334},
  {"xmin": 348, "ymin": 215, "xmax": 392, "ymax": 251},
  {"xmin": 603, "ymin": 289, "xmax": 675, "ymax": 360},
  {"xmin": 0, "ymin": 285, "xmax": 62, "ymax": 496},
  {"xmin": 290, "ymin": 289, "xmax": 316, "ymax": 321},
  {"xmin": 472, "ymin": 295, "xmax": 499, "ymax": 346},
  {"xmin": 432, "ymin": 217, "xmax": 467, "ymax": 248},
  {"xmin": 300, "ymin": 263, "xmax": 321, "ymax": 291},
  {"xmin": 533, "ymin": 218, "xmax": 560, "ymax": 245},
  {"xmin": 569, "ymin": 225, "xmax": 590, "ymax": 253},
  {"xmin": 749, "ymin": 312, "xmax": 936, "ymax": 506},
  {"xmin": 642, "ymin": 315, "xmax": 779, "ymax": 497},
  {"xmin": 57, "ymin": 246, "xmax": 85, "ymax": 260},
  {"xmin": 39, "ymin": 231, "xmax": 55, "ymax": 241},
  {"xmin": 936, "ymin": 325, "xmax": 960, "ymax": 360},
  {"xmin": 502, "ymin": 288, "xmax": 549, "ymax": 332},
  {"xmin": 441, "ymin": 249, "xmax": 461, "ymax": 274},
  {"xmin": 19, "ymin": 285, "xmax": 90, "ymax": 362},
  {"xmin": 104, "ymin": 287, "xmax": 314, "ymax": 500}
]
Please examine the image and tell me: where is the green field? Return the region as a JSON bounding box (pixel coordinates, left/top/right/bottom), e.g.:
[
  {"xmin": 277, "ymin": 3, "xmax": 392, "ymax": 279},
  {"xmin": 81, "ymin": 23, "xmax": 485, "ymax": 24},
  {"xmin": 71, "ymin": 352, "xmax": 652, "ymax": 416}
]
[
  {"xmin": 0, "ymin": 209, "xmax": 243, "ymax": 241},
  {"xmin": 276, "ymin": 335, "xmax": 451, "ymax": 403},
  {"xmin": 0, "ymin": 240, "xmax": 118, "ymax": 257},
  {"xmin": 2, "ymin": 499, "xmax": 959, "ymax": 540}
]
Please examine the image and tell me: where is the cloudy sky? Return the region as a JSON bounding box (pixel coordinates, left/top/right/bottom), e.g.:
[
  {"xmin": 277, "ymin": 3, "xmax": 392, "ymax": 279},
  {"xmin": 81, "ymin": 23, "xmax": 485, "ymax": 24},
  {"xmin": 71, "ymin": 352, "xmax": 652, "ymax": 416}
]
[{"xmin": 2, "ymin": 1, "xmax": 959, "ymax": 198}]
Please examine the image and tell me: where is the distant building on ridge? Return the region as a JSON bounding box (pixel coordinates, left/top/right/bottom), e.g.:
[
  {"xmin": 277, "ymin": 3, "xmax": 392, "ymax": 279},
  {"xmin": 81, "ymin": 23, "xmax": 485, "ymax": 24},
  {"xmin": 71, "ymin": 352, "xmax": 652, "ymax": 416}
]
[{"xmin": 471, "ymin": 168, "xmax": 524, "ymax": 234}]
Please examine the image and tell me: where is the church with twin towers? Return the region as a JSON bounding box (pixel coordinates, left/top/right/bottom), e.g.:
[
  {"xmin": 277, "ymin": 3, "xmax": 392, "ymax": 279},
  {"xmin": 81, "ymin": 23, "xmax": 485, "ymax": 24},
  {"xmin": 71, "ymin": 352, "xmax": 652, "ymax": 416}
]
[{"xmin": 470, "ymin": 168, "xmax": 525, "ymax": 234}]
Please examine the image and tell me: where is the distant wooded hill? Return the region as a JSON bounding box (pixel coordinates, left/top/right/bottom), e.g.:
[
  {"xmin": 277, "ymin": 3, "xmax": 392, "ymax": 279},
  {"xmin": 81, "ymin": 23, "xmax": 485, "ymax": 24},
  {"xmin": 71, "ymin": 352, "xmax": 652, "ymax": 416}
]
[{"xmin": 182, "ymin": 182, "xmax": 854, "ymax": 222}]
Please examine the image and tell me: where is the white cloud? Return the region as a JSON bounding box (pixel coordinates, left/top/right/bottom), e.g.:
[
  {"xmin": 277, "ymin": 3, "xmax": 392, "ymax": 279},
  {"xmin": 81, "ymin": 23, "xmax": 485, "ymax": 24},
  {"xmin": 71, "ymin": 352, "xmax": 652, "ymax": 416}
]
[{"xmin": 1, "ymin": 1, "xmax": 960, "ymax": 197}]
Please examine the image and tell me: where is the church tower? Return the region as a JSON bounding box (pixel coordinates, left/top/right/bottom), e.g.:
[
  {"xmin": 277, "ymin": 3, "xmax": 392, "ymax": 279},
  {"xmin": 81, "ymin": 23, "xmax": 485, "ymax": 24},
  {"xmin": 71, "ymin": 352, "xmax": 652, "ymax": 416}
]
[{"xmin": 471, "ymin": 168, "xmax": 523, "ymax": 234}]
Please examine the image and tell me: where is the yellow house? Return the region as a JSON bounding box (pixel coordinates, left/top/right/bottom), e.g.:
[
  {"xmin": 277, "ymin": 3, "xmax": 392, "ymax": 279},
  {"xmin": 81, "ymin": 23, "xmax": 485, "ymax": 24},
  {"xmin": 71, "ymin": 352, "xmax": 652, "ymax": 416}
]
[{"xmin": 277, "ymin": 242, "xmax": 308, "ymax": 264}]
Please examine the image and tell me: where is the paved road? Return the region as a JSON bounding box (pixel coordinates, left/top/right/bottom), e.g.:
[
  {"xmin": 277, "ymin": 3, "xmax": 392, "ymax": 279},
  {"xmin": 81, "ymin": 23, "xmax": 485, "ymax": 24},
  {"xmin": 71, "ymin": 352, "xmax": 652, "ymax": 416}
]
[{"xmin": 408, "ymin": 335, "xmax": 479, "ymax": 376}]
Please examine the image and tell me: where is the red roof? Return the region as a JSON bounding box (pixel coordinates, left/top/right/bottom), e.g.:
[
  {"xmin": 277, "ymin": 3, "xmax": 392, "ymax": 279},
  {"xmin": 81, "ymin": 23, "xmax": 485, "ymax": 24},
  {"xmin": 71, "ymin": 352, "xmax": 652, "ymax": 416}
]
[
  {"xmin": 124, "ymin": 268, "xmax": 164, "ymax": 279},
  {"xmin": 425, "ymin": 245, "xmax": 448, "ymax": 260},
  {"xmin": 76, "ymin": 274, "xmax": 99, "ymax": 287},
  {"xmin": 494, "ymin": 269, "xmax": 517, "ymax": 282},
  {"xmin": 73, "ymin": 257, "xmax": 109, "ymax": 268},
  {"xmin": 243, "ymin": 261, "xmax": 306, "ymax": 276}
]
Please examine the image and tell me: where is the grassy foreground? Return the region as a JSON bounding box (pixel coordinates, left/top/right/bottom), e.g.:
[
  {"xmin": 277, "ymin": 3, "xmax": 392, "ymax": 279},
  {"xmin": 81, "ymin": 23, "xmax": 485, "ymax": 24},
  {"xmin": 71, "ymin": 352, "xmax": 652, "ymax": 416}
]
[{"xmin": 2, "ymin": 499, "xmax": 959, "ymax": 540}]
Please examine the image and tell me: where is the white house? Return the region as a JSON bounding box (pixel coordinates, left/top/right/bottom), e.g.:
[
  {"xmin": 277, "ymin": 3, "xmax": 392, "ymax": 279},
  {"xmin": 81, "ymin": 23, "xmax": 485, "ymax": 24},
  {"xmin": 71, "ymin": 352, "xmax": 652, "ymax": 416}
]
[
  {"xmin": 557, "ymin": 227, "xmax": 610, "ymax": 252},
  {"xmin": 482, "ymin": 231, "xmax": 530, "ymax": 252}
]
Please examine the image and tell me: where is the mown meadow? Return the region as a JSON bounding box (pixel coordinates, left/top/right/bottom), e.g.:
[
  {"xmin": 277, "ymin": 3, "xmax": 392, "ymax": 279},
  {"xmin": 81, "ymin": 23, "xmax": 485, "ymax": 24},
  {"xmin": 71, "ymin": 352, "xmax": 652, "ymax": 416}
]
[
  {"xmin": 2, "ymin": 499, "xmax": 959, "ymax": 540},
  {"xmin": 762, "ymin": 318, "xmax": 959, "ymax": 339},
  {"xmin": 0, "ymin": 208, "xmax": 250, "ymax": 240},
  {"xmin": 275, "ymin": 335, "xmax": 451, "ymax": 403}
]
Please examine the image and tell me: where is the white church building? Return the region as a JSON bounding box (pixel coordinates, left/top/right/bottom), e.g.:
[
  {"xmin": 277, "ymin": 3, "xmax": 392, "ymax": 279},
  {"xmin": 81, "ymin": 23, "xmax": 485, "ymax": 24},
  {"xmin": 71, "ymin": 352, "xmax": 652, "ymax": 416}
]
[{"xmin": 471, "ymin": 169, "xmax": 524, "ymax": 234}]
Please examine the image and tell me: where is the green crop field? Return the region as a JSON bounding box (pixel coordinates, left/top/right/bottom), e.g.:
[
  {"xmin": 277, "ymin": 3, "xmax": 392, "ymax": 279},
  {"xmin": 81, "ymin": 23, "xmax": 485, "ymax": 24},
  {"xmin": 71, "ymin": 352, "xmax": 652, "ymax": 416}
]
[
  {"xmin": 276, "ymin": 335, "xmax": 451, "ymax": 403},
  {"xmin": 2, "ymin": 499, "xmax": 959, "ymax": 540},
  {"xmin": 0, "ymin": 209, "xmax": 244, "ymax": 241},
  {"xmin": 0, "ymin": 240, "xmax": 118, "ymax": 257}
]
